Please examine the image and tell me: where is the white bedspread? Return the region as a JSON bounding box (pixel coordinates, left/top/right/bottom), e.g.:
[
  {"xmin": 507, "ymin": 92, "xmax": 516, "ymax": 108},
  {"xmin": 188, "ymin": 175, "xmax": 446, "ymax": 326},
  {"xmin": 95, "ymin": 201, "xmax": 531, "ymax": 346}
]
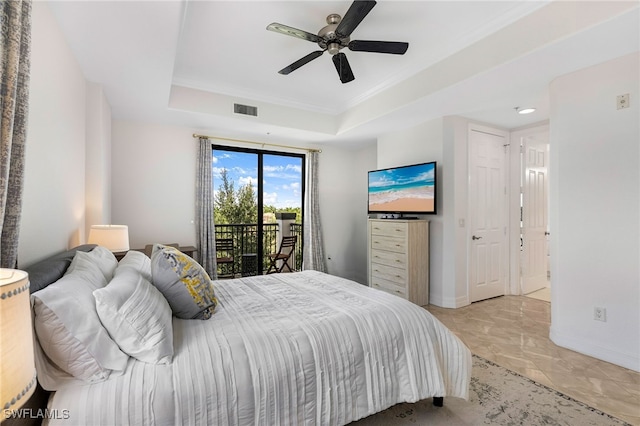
[{"xmin": 45, "ymin": 271, "xmax": 471, "ymax": 426}]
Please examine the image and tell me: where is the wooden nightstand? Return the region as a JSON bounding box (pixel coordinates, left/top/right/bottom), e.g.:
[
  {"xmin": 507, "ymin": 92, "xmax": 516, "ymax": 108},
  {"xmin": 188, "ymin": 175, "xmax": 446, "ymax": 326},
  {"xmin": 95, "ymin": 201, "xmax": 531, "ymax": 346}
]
[
  {"xmin": 114, "ymin": 245, "xmax": 197, "ymax": 261},
  {"xmin": 176, "ymin": 246, "xmax": 196, "ymax": 257},
  {"xmin": 114, "ymin": 251, "xmax": 128, "ymax": 261}
]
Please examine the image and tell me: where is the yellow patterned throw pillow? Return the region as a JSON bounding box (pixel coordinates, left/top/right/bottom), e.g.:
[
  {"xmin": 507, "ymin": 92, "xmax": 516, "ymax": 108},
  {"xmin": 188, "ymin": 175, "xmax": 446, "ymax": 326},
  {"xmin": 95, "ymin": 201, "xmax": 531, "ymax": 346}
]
[{"xmin": 150, "ymin": 244, "xmax": 218, "ymax": 320}]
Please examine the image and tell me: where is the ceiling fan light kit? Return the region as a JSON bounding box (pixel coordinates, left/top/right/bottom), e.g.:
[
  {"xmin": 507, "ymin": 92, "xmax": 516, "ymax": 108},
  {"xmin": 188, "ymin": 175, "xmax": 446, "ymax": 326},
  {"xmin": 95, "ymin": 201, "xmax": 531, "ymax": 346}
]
[{"xmin": 267, "ymin": 0, "xmax": 409, "ymax": 84}]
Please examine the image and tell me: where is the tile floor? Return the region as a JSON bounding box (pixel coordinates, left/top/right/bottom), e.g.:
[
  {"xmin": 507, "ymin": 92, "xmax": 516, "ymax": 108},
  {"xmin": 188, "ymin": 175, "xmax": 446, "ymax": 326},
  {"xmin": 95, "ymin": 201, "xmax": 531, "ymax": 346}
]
[
  {"xmin": 525, "ymin": 286, "xmax": 551, "ymax": 302},
  {"xmin": 425, "ymin": 296, "xmax": 640, "ymax": 425}
]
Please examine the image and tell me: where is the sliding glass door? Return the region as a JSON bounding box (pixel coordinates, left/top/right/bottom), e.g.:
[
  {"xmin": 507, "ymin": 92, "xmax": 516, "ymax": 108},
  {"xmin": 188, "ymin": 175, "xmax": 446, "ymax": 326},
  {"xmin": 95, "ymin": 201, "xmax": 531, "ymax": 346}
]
[{"xmin": 212, "ymin": 146, "xmax": 304, "ymax": 276}]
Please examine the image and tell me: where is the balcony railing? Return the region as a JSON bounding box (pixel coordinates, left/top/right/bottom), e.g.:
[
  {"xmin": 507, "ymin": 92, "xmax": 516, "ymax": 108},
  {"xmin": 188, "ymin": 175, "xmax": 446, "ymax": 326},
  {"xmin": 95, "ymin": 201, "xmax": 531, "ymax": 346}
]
[
  {"xmin": 214, "ymin": 223, "xmax": 302, "ymax": 277},
  {"xmin": 290, "ymin": 223, "xmax": 303, "ymax": 271}
]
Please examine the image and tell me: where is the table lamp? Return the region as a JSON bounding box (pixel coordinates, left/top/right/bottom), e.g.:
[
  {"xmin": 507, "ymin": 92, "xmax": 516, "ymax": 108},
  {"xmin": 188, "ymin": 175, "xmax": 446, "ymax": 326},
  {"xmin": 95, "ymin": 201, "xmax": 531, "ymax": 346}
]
[
  {"xmin": 0, "ymin": 269, "xmax": 37, "ymax": 417},
  {"xmin": 87, "ymin": 225, "xmax": 130, "ymax": 252}
]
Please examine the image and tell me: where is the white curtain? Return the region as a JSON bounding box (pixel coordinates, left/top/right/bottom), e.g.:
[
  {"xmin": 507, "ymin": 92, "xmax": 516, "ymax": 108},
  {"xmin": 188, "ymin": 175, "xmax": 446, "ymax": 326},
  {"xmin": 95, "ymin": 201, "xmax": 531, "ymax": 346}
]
[
  {"xmin": 0, "ymin": 0, "xmax": 32, "ymax": 268},
  {"xmin": 195, "ymin": 137, "xmax": 217, "ymax": 278},
  {"xmin": 303, "ymin": 151, "xmax": 326, "ymax": 272}
]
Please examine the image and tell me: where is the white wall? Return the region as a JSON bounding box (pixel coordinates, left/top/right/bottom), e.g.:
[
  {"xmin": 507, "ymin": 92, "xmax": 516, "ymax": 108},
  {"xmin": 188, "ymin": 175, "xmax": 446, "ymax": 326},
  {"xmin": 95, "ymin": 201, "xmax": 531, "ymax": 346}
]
[
  {"xmin": 377, "ymin": 118, "xmax": 446, "ymax": 304},
  {"xmin": 318, "ymin": 144, "xmax": 376, "ymax": 283},
  {"xmin": 85, "ymin": 82, "xmax": 112, "ymax": 235},
  {"xmin": 111, "ymin": 121, "xmax": 197, "ymax": 249},
  {"xmin": 20, "ymin": 2, "xmax": 88, "ymax": 266},
  {"xmin": 549, "ymin": 52, "xmax": 639, "ymax": 371},
  {"xmin": 441, "ymin": 116, "xmax": 472, "ymax": 308}
]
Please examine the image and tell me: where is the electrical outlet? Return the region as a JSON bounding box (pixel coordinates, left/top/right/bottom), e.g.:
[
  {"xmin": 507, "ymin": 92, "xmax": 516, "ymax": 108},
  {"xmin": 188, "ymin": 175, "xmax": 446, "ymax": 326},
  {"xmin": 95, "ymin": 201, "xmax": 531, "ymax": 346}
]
[
  {"xmin": 617, "ymin": 93, "xmax": 629, "ymax": 110},
  {"xmin": 594, "ymin": 307, "xmax": 607, "ymax": 322}
]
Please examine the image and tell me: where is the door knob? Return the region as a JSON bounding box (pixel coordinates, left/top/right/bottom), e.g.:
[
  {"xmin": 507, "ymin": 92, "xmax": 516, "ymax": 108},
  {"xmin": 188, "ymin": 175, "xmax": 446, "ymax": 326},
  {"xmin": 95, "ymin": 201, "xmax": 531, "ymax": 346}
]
[{"xmin": 472, "ymin": 235, "xmax": 482, "ymax": 240}]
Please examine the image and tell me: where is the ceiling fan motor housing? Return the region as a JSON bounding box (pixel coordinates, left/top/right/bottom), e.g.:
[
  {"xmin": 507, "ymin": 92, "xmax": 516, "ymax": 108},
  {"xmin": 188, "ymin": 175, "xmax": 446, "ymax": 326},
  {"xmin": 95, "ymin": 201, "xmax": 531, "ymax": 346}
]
[{"xmin": 318, "ymin": 14, "xmax": 349, "ymax": 55}]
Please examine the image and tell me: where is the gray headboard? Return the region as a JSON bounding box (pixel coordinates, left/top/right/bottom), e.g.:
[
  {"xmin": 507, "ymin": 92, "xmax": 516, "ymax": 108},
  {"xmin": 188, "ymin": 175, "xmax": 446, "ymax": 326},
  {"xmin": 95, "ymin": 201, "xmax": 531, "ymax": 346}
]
[{"xmin": 24, "ymin": 244, "xmax": 96, "ymax": 293}]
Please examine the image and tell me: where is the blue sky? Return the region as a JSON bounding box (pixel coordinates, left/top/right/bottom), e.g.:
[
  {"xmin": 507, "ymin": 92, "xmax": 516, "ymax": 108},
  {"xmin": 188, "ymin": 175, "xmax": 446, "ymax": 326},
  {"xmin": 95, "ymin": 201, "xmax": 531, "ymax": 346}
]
[
  {"xmin": 369, "ymin": 162, "xmax": 435, "ymax": 189},
  {"xmin": 212, "ymin": 150, "xmax": 302, "ymax": 209}
]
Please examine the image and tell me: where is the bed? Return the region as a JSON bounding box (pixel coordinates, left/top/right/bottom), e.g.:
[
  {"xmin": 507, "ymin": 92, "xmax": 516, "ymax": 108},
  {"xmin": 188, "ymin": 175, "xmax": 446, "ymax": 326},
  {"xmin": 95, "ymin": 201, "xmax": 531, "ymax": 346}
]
[{"xmin": 25, "ymin": 245, "xmax": 471, "ymax": 426}]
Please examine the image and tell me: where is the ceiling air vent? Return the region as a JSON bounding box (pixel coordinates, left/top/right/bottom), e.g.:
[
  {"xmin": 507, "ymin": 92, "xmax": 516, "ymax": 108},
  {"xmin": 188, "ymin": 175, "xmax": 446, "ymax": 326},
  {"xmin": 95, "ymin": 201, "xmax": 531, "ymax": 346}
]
[{"xmin": 234, "ymin": 103, "xmax": 258, "ymax": 117}]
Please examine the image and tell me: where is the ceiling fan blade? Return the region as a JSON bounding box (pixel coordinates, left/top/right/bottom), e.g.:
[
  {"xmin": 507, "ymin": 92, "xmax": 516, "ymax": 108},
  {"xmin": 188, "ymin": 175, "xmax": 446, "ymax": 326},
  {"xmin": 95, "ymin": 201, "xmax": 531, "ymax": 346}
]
[
  {"xmin": 278, "ymin": 50, "xmax": 325, "ymax": 75},
  {"xmin": 267, "ymin": 22, "xmax": 322, "ymax": 44},
  {"xmin": 335, "ymin": 0, "xmax": 377, "ymax": 38},
  {"xmin": 348, "ymin": 40, "xmax": 409, "ymax": 55},
  {"xmin": 332, "ymin": 52, "xmax": 355, "ymax": 84}
]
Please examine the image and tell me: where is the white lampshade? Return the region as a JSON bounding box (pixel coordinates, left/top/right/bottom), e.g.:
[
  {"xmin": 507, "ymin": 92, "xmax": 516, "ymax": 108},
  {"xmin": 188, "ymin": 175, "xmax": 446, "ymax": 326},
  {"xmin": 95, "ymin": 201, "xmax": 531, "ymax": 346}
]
[
  {"xmin": 0, "ymin": 269, "xmax": 37, "ymax": 413},
  {"xmin": 88, "ymin": 225, "xmax": 130, "ymax": 251}
]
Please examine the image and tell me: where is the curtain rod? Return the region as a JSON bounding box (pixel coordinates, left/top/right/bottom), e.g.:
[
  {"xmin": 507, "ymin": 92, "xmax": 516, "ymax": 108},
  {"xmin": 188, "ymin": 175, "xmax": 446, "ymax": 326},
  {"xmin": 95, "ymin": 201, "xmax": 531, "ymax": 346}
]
[{"xmin": 192, "ymin": 133, "xmax": 322, "ymax": 153}]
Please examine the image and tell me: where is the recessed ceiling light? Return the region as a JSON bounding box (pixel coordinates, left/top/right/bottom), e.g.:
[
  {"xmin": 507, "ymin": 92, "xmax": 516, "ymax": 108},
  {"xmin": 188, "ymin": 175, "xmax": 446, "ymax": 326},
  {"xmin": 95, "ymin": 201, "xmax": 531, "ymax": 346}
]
[{"xmin": 515, "ymin": 107, "xmax": 536, "ymax": 115}]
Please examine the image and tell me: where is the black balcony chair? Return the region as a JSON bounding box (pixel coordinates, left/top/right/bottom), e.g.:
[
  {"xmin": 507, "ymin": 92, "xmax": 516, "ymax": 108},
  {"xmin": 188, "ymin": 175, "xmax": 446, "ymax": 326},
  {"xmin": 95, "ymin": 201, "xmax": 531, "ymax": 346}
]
[
  {"xmin": 266, "ymin": 235, "xmax": 297, "ymax": 274},
  {"xmin": 215, "ymin": 238, "xmax": 235, "ymax": 278}
]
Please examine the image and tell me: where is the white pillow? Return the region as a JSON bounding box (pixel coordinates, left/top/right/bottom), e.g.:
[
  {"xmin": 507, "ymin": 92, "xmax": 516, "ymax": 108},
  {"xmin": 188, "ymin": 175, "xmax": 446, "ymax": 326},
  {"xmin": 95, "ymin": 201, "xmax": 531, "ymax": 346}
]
[
  {"xmin": 117, "ymin": 250, "xmax": 152, "ymax": 282},
  {"xmin": 94, "ymin": 268, "xmax": 173, "ymax": 364},
  {"xmin": 65, "ymin": 246, "xmax": 117, "ymax": 283},
  {"xmin": 32, "ymin": 265, "xmax": 129, "ymax": 387}
]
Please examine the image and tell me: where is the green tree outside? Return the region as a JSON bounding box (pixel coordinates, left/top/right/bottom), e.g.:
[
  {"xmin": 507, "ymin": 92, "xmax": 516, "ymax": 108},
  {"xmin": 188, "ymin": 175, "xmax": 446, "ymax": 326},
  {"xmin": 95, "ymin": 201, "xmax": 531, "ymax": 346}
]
[{"xmin": 214, "ymin": 168, "xmax": 301, "ymax": 224}]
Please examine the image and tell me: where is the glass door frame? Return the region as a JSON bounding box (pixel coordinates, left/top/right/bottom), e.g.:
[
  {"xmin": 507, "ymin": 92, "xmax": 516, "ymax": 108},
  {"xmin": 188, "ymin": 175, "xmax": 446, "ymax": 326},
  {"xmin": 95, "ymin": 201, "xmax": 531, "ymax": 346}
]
[{"xmin": 211, "ymin": 144, "xmax": 306, "ymax": 275}]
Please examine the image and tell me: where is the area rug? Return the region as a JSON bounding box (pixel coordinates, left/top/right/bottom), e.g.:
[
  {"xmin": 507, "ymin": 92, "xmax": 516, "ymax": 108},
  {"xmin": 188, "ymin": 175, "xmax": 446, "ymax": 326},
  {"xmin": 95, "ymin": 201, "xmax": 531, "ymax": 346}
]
[{"xmin": 353, "ymin": 354, "xmax": 630, "ymax": 426}]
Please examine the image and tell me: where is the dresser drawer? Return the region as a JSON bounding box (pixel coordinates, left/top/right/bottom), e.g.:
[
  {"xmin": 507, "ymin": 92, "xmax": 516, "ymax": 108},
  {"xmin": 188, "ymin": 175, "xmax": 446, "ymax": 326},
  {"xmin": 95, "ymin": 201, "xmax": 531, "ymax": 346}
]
[
  {"xmin": 370, "ymin": 249, "xmax": 406, "ymax": 269},
  {"xmin": 370, "ymin": 235, "xmax": 406, "ymax": 253},
  {"xmin": 370, "ymin": 263, "xmax": 407, "ymax": 284},
  {"xmin": 370, "ymin": 221, "xmax": 408, "ymax": 238},
  {"xmin": 371, "ymin": 278, "xmax": 407, "ymax": 298}
]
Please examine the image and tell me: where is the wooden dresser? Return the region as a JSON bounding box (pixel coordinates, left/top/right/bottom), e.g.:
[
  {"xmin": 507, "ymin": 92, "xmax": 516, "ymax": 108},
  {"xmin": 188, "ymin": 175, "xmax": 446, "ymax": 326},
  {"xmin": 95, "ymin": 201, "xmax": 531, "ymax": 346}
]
[{"xmin": 367, "ymin": 219, "xmax": 429, "ymax": 305}]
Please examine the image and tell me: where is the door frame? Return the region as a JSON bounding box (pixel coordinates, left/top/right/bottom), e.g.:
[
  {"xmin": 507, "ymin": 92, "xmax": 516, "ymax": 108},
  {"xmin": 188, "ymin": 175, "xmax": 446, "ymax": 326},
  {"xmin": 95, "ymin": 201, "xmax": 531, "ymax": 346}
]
[
  {"xmin": 507, "ymin": 122, "xmax": 550, "ymax": 295},
  {"xmin": 211, "ymin": 144, "xmax": 306, "ymax": 274}
]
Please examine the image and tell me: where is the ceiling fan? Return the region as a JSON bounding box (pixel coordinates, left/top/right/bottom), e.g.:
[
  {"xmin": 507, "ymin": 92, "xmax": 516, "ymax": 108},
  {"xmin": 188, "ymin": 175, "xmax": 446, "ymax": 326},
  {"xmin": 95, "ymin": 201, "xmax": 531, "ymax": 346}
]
[{"xmin": 267, "ymin": 0, "xmax": 409, "ymax": 84}]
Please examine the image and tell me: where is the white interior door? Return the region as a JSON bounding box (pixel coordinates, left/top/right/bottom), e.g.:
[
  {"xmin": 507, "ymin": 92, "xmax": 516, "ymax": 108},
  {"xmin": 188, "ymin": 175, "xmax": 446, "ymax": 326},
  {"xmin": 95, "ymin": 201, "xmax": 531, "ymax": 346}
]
[
  {"xmin": 521, "ymin": 132, "xmax": 549, "ymax": 294},
  {"xmin": 469, "ymin": 128, "xmax": 507, "ymax": 303}
]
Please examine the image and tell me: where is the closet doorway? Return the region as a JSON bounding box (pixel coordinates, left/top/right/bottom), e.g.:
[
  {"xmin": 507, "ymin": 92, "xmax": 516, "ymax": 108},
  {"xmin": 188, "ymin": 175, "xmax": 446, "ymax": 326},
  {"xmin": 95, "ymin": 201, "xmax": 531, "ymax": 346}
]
[{"xmin": 515, "ymin": 126, "xmax": 550, "ymax": 300}]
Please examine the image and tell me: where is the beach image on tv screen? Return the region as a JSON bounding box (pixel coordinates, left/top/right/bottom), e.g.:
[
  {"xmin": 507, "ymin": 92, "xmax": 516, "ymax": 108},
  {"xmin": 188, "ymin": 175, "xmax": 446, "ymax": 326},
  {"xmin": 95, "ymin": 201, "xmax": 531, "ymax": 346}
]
[{"xmin": 369, "ymin": 163, "xmax": 435, "ymax": 212}]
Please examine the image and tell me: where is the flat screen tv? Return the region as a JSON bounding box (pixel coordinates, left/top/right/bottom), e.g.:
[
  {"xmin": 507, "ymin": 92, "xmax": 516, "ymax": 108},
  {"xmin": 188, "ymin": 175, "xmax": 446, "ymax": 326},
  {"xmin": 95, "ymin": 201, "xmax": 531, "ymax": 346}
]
[{"xmin": 368, "ymin": 161, "xmax": 437, "ymax": 215}]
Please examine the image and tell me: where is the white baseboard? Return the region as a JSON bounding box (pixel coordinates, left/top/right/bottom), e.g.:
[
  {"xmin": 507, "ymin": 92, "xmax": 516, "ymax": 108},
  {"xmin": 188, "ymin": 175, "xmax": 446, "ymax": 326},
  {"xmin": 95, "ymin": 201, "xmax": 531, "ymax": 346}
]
[
  {"xmin": 550, "ymin": 326, "xmax": 640, "ymax": 372},
  {"xmin": 429, "ymin": 294, "xmax": 470, "ymax": 309}
]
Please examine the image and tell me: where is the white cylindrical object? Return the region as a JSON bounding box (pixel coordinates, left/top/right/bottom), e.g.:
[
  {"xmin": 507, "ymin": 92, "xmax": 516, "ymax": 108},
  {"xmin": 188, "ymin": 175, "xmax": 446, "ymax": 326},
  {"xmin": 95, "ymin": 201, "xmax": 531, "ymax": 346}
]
[{"xmin": 0, "ymin": 269, "xmax": 36, "ymax": 413}]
